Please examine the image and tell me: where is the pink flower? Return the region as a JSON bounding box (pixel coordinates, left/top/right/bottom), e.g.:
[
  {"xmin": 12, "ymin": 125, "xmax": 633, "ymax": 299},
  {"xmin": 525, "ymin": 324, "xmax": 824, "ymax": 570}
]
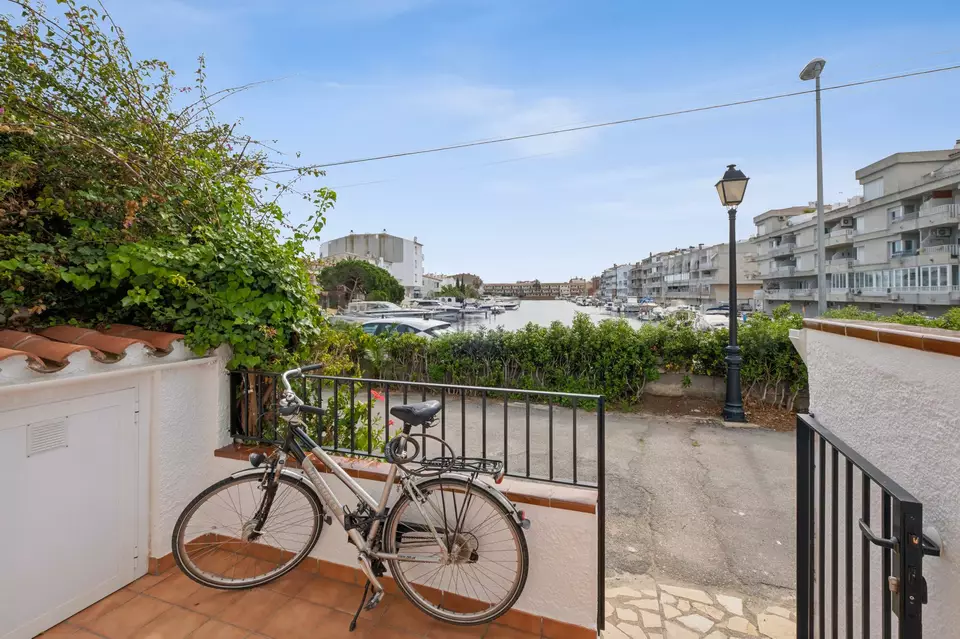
[
  {"xmin": 371, "ymin": 390, "xmax": 385, "ymax": 401},
  {"xmin": 388, "ymin": 419, "xmax": 395, "ymax": 426}
]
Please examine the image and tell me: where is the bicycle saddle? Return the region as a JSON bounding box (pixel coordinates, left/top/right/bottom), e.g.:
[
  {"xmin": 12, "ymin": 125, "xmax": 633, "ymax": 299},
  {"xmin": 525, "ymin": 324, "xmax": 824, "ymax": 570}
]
[{"xmin": 390, "ymin": 401, "xmax": 441, "ymax": 426}]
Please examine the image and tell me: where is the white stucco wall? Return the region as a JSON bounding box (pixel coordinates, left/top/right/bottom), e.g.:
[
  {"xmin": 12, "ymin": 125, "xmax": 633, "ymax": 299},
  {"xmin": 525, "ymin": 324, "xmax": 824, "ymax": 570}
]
[
  {"xmin": 148, "ymin": 348, "xmax": 232, "ymax": 561},
  {"xmin": 805, "ymin": 329, "xmax": 960, "ymax": 637}
]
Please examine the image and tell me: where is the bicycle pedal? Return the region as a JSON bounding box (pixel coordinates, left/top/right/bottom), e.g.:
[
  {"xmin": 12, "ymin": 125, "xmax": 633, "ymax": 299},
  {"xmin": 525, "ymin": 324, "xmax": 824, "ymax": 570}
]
[{"xmin": 363, "ymin": 589, "xmax": 384, "ymax": 611}]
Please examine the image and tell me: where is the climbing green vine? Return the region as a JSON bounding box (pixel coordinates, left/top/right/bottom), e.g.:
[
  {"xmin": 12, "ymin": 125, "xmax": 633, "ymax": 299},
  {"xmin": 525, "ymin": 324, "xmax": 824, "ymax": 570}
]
[{"xmin": 1, "ymin": 0, "xmax": 335, "ymax": 368}]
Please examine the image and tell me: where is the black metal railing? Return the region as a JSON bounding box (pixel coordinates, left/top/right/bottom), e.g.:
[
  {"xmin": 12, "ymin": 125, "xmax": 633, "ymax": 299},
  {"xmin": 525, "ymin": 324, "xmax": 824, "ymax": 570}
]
[
  {"xmin": 797, "ymin": 414, "xmax": 939, "ymax": 638},
  {"xmin": 230, "ymin": 370, "xmax": 607, "ymax": 630}
]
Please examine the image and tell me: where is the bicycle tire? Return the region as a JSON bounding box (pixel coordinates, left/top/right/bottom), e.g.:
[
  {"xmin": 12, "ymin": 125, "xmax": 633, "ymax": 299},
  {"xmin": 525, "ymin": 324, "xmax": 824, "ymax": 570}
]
[
  {"xmin": 382, "ymin": 476, "xmax": 529, "ymax": 626},
  {"xmin": 172, "ymin": 473, "xmax": 323, "ymax": 589}
]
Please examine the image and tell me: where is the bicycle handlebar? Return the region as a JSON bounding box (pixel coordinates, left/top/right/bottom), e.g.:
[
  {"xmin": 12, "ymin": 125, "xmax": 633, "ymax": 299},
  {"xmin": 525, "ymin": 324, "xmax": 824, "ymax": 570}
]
[{"xmin": 280, "ymin": 363, "xmax": 322, "ymax": 392}]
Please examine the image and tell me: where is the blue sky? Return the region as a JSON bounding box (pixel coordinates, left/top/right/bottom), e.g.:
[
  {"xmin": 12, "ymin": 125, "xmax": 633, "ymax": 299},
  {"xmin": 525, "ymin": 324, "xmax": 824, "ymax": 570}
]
[{"xmin": 107, "ymin": 0, "xmax": 960, "ymax": 282}]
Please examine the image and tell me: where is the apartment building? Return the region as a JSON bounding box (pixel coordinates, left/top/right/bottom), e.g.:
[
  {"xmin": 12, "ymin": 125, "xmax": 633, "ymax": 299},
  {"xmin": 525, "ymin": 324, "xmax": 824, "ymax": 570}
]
[
  {"xmin": 422, "ymin": 273, "xmax": 443, "ymax": 298},
  {"xmin": 753, "ymin": 140, "xmax": 960, "ymax": 316},
  {"xmin": 598, "ymin": 264, "xmax": 633, "ymax": 301},
  {"xmin": 630, "ymin": 241, "xmax": 761, "ymax": 308},
  {"xmin": 319, "ymin": 232, "xmax": 424, "ymax": 298},
  {"xmin": 484, "ymin": 278, "xmax": 588, "ymax": 298}
]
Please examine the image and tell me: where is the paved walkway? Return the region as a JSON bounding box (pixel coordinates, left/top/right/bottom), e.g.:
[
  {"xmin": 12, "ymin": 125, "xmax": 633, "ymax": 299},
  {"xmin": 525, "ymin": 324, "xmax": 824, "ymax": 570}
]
[{"xmin": 603, "ymin": 574, "xmax": 796, "ymax": 639}]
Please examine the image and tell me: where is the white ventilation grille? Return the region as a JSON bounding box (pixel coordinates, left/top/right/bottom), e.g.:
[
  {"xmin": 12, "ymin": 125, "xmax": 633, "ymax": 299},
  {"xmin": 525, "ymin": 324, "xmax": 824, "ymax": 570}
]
[{"xmin": 27, "ymin": 419, "xmax": 68, "ymax": 457}]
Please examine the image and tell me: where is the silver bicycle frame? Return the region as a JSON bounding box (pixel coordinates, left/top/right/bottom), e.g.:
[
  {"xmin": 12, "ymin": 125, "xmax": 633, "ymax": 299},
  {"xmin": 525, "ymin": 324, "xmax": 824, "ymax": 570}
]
[{"xmin": 274, "ymin": 368, "xmax": 450, "ymax": 593}]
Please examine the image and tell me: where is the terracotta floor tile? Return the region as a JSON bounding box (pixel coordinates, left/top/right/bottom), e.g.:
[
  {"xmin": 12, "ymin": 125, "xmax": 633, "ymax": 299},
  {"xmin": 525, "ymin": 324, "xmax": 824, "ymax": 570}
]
[
  {"xmin": 179, "ymin": 585, "xmax": 247, "ymax": 617},
  {"xmin": 482, "ymin": 624, "xmax": 542, "ymax": 638},
  {"xmin": 128, "ymin": 571, "xmax": 175, "ymax": 593},
  {"xmin": 144, "ymin": 571, "xmax": 206, "ymax": 605},
  {"xmin": 425, "ymin": 621, "xmax": 488, "ymax": 638},
  {"xmin": 38, "ymin": 621, "xmax": 81, "ymax": 636},
  {"xmin": 358, "ymin": 626, "xmax": 423, "ymax": 639},
  {"xmin": 87, "ymin": 595, "xmax": 172, "ymax": 639},
  {"xmin": 255, "ymin": 597, "xmax": 335, "ymax": 639},
  {"xmin": 130, "ymin": 606, "xmax": 208, "ymax": 639},
  {"xmin": 262, "ymin": 565, "xmax": 314, "ymax": 597},
  {"xmin": 377, "ymin": 598, "xmax": 442, "ymax": 636},
  {"xmin": 297, "ymin": 576, "xmax": 385, "ymax": 621},
  {"xmin": 187, "ymin": 619, "xmax": 249, "ymax": 639},
  {"xmin": 212, "ymin": 588, "xmax": 290, "ymax": 632},
  {"xmin": 68, "ymin": 588, "xmax": 138, "ymax": 627}
]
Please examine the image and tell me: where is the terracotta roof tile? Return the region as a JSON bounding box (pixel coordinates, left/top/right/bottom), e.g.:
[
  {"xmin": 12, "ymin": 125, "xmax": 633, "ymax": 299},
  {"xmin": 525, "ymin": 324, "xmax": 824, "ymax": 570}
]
[
  {"xmin": 39, "ymin": 325, "xmax": 153, "ymax": 356},
  {"xmin": 0, "ymin": 324, "xmax": 191, "ymax": 377},
  {"xmin": 0, "ymin": 330, "xmax": 107, "ymax": 367},
  {"xmin": 100, "ymin": 324, "xmax": 185, "ymax": 352},
  {"xmin": 0, "ymin": 346, "xmax": 46, "ymax": 371}
]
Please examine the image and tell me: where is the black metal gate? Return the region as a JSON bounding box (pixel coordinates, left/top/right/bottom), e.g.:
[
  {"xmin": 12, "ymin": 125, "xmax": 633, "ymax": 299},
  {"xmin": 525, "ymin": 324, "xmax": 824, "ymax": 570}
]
[{"xmin": 797, "ymin": 414, "xmax": 940, "ymax": 638}]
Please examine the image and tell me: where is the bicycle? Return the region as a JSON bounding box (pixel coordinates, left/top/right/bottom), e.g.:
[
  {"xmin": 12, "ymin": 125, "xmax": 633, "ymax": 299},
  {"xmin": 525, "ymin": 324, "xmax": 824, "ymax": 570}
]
[{"xmin": 172, "ymin": 364, "xmax": 531, "ymax": 631}]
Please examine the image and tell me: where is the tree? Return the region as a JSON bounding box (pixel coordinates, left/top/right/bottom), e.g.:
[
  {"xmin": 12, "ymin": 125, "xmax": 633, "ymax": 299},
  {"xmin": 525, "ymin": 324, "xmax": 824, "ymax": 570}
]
[
  {"xmin": 0, "ymin": 0, "xmax": 335, "ymax": 368},
  {"xmin": 438, "ymin": 283, "xmax": 478, "ymax": 300},
  {"xmin": 318, "ymin": 260, "xmax": 404, "ymax": 305}
]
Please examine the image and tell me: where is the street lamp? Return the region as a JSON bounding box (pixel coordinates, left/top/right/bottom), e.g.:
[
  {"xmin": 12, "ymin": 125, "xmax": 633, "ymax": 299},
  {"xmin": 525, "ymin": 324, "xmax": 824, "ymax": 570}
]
[
  {"xmin": 800, "ymin": 57, "xmax": 827, "ymax": 316},
  {"xmin": 715, "ymin": 164, "xmax": 749, "ymax": 422}
]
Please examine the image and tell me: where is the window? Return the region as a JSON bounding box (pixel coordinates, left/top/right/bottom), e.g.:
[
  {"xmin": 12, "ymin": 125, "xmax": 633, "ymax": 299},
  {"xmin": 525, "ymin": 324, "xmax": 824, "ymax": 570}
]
[
  {"xmin": 361, "ymin": 323, "xmax": 379, "ymax": 335},
  {"xmin": 855, "ymin": 246, "xmax": 864, "ymax": 263},
  {"xmin": 863, "ymin": 178, "xmax": 884, "ymax": 201},
  {"xmin": 888, "ymin": 207, "xmax": 902, "ymax": 222},
  {"xmin": 856, "ymin": 217, "xmax": 865, "ymax": 232}
]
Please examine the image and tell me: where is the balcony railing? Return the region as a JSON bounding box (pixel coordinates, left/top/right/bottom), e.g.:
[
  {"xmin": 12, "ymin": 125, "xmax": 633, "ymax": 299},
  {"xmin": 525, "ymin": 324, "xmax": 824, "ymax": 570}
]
[
  {"xmin": 856, "ymin": 286, "xmax": 955, "ymax": 295},
  {"xmin": 769, "ymin": 242, "xmax": 797, "ymax": 257},
  {"xmin": 918, "ymin": 243, "xmax": 960, "ymax": 257},
  {"xmin": 890, "ymin": 249, "xmax": 919, "ymax": 258},
  {"xmin": 919, "ymin": 202, "xmax": 959, "ymax": 218},
  {"xmin": 820, "ymin": 228, "xmax": 856, "ymax": 246}
]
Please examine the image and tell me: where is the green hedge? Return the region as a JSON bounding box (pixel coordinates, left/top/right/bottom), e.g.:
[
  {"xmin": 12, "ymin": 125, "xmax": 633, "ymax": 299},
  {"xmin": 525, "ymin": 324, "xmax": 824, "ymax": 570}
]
[
  {"xmin": 823, "ymin": 306, "xmax": 960, "ymax": 330},
  {"xmin": 350, "ymin": 305, "xmax": 808, "ymax": 410}
]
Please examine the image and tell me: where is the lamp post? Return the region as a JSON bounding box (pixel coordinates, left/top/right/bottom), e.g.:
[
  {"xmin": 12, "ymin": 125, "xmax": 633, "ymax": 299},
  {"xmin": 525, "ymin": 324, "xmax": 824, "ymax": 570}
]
[
  {"xmin": 800, "ymin": 57, "xmax": 827, "ymax": 316},
  {"xmin": 715, "ymin": 164, "xmax": 750, "ymax": 422}
]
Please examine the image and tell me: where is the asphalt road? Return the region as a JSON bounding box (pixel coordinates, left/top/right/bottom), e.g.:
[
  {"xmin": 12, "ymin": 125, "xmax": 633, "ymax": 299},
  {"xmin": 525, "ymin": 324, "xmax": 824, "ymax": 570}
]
[{"xmin": 350, "ymin": 392, "xmax": 795, "ymax": 599}]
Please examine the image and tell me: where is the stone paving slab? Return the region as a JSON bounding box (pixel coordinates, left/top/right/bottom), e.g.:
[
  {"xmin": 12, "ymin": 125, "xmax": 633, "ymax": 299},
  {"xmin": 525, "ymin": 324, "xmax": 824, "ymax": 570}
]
[{"xmin": 603, "ymin": 574, "xmax": 796, "ymax": 639}]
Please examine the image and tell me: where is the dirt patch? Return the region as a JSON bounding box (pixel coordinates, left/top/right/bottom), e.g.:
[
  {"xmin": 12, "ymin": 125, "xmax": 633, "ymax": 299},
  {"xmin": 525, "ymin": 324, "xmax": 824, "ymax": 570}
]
[{"xmin": 633, "ymin": 394, "xmax": 797, "ymax": 431}]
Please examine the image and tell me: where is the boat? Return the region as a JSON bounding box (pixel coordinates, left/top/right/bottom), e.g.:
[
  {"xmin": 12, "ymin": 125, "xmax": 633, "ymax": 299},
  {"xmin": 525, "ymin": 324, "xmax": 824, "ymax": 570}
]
[
  {"xmin": 345, "ymin": 301, "xmax": 430, "ymax": 318},
  {"xmin": 637, "ymin": 302, "xmax": 665, "ymax": 322}
]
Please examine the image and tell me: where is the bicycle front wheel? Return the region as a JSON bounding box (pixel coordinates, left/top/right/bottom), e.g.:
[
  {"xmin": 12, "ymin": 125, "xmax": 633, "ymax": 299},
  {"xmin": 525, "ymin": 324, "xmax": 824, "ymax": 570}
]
[
  {"xmin": 172, "ymin": 473, "xmax": 323, "ymax": 589},
  {"xmin": 382, "ymin": 477, "xmax": 529, "ymax": 626}
]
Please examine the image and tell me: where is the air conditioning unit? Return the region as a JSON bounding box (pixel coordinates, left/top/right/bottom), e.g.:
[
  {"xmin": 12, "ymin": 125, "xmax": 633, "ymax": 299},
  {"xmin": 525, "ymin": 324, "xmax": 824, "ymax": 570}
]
[
  {"xmin": 839, "ymin": 217, "xmax": 855, "ymax": 228},
  {"xmin": 933, "ymin": 227, "xmax": 952, "ymax": 238}
]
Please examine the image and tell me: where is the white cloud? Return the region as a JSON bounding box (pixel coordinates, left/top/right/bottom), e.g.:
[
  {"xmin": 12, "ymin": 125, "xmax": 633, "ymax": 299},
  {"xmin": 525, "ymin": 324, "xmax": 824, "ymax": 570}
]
[{"xmin": 410, "ymin": 78, "xmax": 594, "ymax": 156}]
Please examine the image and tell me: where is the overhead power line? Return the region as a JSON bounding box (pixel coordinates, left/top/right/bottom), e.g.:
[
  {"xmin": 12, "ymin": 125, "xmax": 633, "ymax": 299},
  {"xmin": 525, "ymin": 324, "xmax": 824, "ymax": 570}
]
[{"xmin": 262, "ymin": 63, "xmax": 960, "ymax": 175}]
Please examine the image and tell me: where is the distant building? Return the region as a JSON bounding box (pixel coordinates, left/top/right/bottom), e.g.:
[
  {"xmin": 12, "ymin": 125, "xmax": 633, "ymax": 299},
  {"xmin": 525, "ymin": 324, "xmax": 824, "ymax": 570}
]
[
  {"xmin": 753, "ymin": 139, "xmax": 960, "ymax": 316},
  {"xmin": 631, "ymin": 241, "xmax": 761, "ymax": 308},
  {"xmin": 599, "ymin": 265, "xmax": 632, "ymax": 301},
  {"xmin": 319, "ymin": 231, "xmax": 424, "ymax": 298},
  {"xmin": 483, "ymin": 278, "xmax": 588, "ymax": 298},
  {"xmin": 423, "ymin": 273, "xmax": 443, "ymax": 298}
]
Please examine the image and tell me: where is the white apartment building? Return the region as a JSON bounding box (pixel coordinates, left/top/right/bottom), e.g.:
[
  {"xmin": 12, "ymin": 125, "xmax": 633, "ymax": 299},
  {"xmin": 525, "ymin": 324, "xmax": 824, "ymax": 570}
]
[
  {"xmin": 422, "ymin": 273, "xmax": 443, "ymax": 298},
  {"xmin": 599, "ymin": 264, "xmax": 632, "ymax": 301},
  {"xmin": 319, "ymin": 232, "xmax": 424, "ymax": 298},
  {"xmin": 753, "ymin": 140, "xmax": 960, "ymax": 316},
  {"xmin": 630, "ymin": 241, "xmax": 761, "ymax": 308}
]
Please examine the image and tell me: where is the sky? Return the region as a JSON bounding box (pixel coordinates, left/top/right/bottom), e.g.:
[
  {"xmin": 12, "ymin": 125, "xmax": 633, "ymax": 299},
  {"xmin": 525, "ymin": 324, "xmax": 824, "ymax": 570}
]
[{"xmin": 102, "ymin": 0, "xmax": 960, "ymax": 282}]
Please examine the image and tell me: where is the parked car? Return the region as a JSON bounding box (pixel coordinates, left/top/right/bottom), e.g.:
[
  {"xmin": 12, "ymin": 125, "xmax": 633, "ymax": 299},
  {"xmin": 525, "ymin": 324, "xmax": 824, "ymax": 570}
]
[{"xmin": 359, "ymin": 317, "xmax": 453, "ymax": 338}]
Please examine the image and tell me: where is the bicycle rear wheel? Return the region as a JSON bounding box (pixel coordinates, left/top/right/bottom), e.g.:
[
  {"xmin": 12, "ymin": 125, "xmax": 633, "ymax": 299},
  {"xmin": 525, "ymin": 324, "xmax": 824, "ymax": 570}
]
[
  {"xmin": 172, "ymin": 473, "xmax": 323, "ymax": 589},
  {"xmin": 382, "ymin": 477, "xmax": 528, "ymax": 626}
]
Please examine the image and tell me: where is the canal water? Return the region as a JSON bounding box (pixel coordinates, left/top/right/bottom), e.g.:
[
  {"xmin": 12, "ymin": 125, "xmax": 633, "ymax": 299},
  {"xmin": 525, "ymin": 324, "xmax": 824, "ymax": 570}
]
[{"xmin": 454, "ymin": 300, "xmax": 645, "ymax": 332}]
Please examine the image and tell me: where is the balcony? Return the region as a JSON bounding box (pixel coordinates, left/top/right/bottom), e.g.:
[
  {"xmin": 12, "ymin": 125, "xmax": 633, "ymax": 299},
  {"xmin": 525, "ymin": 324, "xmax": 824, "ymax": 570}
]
[
  {"xmin": 918, "ymin": 243, "xmax": 960, "ymax": 258},
  {"xmin": 823, "ymin": 228, "xmax": 856, "ymax": 247},
  {"xmin": 825, "ymin": 258, "xmax": 856, "ymax": 272},
  {"xmin": 768, "ymin": 241, "xmax": 797, "ymax": 257}
]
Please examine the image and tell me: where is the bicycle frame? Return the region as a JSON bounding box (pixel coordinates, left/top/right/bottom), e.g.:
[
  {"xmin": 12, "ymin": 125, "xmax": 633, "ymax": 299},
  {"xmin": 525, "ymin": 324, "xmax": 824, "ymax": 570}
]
[{"xmin": 265, "ymin": 371, "xmax": 454, "ymax": 593}]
